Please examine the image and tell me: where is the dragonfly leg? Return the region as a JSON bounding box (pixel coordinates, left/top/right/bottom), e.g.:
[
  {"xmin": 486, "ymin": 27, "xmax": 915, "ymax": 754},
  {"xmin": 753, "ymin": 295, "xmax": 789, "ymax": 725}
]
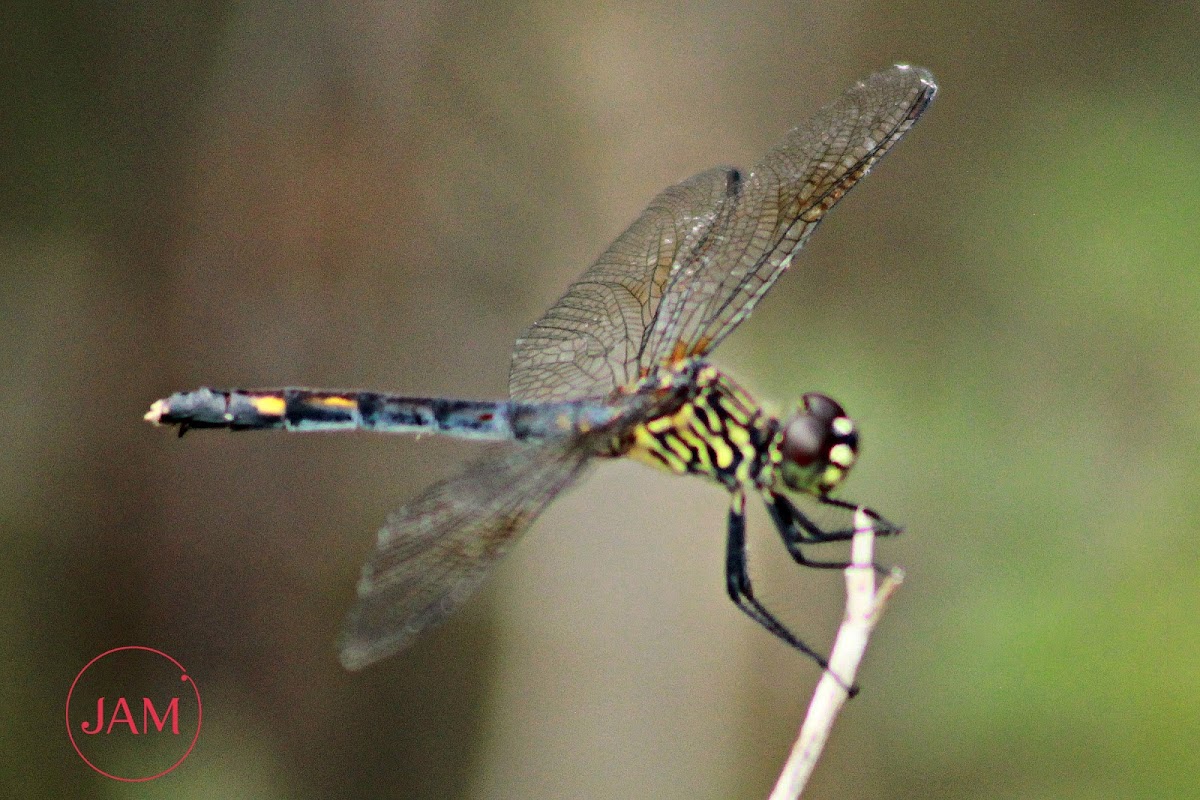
[
  {"xmin": 817, "ymin": 495, "xmax": 903, "ymax": 538},
  {"xmin": 726, "ymin": 491, "xmax": 854, "ymax": 690},
  {"xmin": 764, "ymin": 491, "xmax": 897, "ymax": 575}
]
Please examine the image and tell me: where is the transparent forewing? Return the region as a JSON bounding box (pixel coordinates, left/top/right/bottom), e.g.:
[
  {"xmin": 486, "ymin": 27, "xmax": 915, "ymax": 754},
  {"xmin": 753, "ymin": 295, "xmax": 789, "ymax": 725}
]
[
  {"xmin": 509, "ymin": 166, "xmax": 736, "ymax": 403},
  {"xmin": 340, "ymin": 441, "xmax": 592, "ymax": 670},
  {"xmin": 643, "ymin": 65, "xmax": 937, "ymax": 363},
  {"xmin": 508, "ymin": 66, "xmax": 935, "ymax": 404}
]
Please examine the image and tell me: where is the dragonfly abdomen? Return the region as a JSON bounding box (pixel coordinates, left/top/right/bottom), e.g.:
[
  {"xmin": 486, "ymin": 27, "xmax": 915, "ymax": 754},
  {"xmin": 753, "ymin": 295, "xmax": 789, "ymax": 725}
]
[{"xmin": 145, "ymin": 387, "xmax": 598, "ymax": 441}]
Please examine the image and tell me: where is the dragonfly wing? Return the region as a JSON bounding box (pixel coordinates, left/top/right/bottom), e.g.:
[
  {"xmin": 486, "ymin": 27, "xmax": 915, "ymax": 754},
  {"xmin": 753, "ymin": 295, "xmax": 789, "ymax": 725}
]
[
  {"xmin": 508, "ymin": 67, "xmax": 935, "ymax": 401},
  {"xmin": 642, "ymin": 65, "xmax": 937, "ymax": 363},
  {"xmin": 340, "ymin": 440, "xmax": 592, "ymax": 670},
  {"xmin": 509, "ymin": 166, "xmax": 738, "ymax": 403}
]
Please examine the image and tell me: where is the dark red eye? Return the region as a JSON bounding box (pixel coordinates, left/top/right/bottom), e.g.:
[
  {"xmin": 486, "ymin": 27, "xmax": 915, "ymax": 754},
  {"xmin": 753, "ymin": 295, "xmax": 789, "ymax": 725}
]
[
  {"xmin": 802, "ymin": 393, "xmax": 846, "ymax": 428},
  {"xmin": 780, "ymin": 413, "xmax": 825, "ymax": 466},
  {"xmin": 779, "ymin": 393, "xmax": 857, "ymax": 469}
]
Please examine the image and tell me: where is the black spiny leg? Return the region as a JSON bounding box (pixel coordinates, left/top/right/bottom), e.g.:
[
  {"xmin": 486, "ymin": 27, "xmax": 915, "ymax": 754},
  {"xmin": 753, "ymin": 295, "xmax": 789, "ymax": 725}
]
[
  {"xmin": 764, "ymin": 490, "xmax": 900, "ymax": 573},
  {"xmin": 725, "ymin": 490, "xmax": 841, "ymax": 678}
]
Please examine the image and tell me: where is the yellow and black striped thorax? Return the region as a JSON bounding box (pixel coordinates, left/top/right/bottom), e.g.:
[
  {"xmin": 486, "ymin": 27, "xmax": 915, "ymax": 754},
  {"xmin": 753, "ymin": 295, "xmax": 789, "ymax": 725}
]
[{"xmin": 620, "ymin": 364, "xmax": 777, "ymax": 489}]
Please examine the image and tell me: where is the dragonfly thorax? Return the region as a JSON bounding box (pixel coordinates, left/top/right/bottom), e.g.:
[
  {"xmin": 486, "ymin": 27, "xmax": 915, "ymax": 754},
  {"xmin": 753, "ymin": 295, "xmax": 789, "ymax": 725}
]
[
  {"xmin": 618, "ymin": 365, "xmax": 859, "ymax": 500},
  {"xmin": 618, "ymin": 363, "xmax": 773, "ymax": 488},
  {"xmin": 773, "ymin": 393, "xmax": 858, "ymax": 496}
]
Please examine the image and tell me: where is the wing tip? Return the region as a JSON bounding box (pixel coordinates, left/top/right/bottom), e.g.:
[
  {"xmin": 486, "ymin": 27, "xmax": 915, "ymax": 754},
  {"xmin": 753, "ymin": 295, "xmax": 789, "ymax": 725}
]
[
  {"xmin": 889, "ymin": 63, "xmax": 938, "ymax": 105},
  {"xmin": 338, "ymin": 625, "xmax": 410, "ymax": 672},
  {"xmin": 338, "ymin": 643, "xmax": 375, "ymax": 672}
]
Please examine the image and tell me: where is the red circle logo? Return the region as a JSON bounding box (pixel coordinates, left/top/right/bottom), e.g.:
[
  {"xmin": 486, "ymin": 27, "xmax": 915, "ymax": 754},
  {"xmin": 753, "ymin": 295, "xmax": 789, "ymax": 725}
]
[{"xmin": 65, "ymin": 646, "xmax": 202, "ymax": 781}]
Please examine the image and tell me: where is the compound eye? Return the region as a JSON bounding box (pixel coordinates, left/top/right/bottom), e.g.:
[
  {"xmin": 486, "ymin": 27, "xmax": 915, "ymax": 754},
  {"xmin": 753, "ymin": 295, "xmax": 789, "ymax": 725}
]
[
  {"xmin": 780, "ymin": 413, "xmax": 826, "ymax": 467},
  {"xmin": 778, "ymin": 394, "xmax": 859, "ymax": 495},
  {"xmin": 802, "ymin": 393, "xmax": 846, "ymax": 426}
]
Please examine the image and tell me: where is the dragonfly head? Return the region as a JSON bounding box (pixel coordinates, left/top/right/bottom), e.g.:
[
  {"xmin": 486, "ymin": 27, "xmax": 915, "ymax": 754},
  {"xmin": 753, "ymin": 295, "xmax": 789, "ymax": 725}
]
[{"xmin": 777, "ymin": 393, "xmax": 858, "ymax": 496}]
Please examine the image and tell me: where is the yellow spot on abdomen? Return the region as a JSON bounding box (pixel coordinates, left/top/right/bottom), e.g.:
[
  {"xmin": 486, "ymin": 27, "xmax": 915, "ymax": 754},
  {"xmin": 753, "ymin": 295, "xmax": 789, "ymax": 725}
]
[{"xmin": 252, "ymin": 395, "xmax": 286, "ymax": 416}]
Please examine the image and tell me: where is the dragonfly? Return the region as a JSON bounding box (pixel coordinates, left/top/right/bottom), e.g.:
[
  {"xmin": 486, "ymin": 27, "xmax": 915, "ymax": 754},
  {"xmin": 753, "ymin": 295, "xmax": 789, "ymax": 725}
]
[{"xmin": 147, "ymin": 64, "xmax": 936, "ymax": 675}]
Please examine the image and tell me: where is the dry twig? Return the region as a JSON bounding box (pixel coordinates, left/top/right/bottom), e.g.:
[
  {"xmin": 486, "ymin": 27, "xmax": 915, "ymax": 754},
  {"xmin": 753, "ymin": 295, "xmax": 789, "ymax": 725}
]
[{"xmin": 769, "ymin": 508, "xmax": 904, "ymax": 800}]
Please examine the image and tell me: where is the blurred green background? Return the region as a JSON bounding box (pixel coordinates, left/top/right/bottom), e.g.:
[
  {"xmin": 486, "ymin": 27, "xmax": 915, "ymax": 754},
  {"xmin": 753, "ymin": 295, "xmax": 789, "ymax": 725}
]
[{"xmin": 4, "ymin": 2, "xmax": 1199, "ymax": 798}]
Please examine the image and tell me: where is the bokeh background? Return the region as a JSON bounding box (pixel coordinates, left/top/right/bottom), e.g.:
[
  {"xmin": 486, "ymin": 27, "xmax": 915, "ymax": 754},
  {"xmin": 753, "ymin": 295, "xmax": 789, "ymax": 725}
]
[{"xmin": 4, "ymin": 2, "xmax": 1199, "ymax": 798}]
